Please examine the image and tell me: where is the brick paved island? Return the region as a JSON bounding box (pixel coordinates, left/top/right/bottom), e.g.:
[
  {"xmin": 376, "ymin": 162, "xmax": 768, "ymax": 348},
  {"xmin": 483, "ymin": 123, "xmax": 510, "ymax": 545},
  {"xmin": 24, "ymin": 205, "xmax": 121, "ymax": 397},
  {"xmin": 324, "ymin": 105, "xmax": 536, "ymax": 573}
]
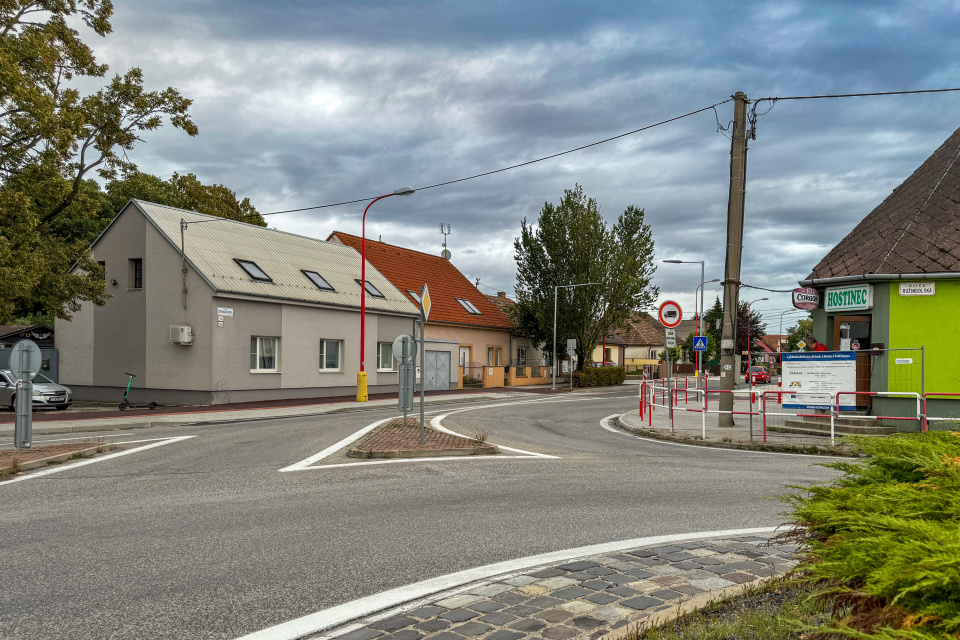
[{"xmin": 347, "ymin": 419, "xmax": 500, "ymax": 459}]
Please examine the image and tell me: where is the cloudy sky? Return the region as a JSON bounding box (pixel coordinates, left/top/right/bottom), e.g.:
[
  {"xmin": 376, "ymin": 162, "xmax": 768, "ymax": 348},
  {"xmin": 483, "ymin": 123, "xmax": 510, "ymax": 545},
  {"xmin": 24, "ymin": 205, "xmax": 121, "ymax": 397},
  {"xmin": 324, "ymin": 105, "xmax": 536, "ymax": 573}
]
[{"xmin": 92, "ymin": 0, "xmax": 960, "ymax": 332}]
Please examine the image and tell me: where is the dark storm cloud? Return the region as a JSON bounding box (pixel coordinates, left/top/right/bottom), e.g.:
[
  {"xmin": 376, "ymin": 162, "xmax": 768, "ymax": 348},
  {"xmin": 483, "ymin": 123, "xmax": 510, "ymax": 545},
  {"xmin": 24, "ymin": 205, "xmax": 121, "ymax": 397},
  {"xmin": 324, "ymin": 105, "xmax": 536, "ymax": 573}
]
[{"xmin": 92, "ymin": 0, "xmax": 960, "ymax": 330}]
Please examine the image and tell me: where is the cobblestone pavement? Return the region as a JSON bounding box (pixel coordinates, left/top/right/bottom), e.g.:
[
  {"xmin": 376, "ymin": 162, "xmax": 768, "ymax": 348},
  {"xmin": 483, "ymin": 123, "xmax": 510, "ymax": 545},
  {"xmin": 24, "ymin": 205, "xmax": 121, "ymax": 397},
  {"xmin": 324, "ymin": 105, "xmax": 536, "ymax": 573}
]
[
  {"xmin": 353, "ymin": 421, "xmax": 484, "ymax": 452},
  {"xmin": 314, "ymin": 534, "xmax": 799, "ymax": 640}
]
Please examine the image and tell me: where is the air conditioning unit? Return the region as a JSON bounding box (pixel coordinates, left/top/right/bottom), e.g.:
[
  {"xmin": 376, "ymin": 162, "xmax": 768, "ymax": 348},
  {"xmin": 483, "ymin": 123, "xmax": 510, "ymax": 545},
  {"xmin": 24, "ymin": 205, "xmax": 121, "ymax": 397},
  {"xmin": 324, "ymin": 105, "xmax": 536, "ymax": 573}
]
[{"xmin": 170, "ymin": 325, "xmax": 194, "ymax": 345}]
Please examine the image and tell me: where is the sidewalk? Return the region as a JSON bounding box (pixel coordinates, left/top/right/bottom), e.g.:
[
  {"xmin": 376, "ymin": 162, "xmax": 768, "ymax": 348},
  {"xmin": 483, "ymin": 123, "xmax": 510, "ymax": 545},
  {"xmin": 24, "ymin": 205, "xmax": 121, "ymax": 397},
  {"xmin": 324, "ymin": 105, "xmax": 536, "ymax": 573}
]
[
  {"xmin": 299, "ymin": 532, "xmax": 798, "ymax": 640},
  {"xmin": 0, "ymin": 389, "xmax": 551, "ymax": 437}
]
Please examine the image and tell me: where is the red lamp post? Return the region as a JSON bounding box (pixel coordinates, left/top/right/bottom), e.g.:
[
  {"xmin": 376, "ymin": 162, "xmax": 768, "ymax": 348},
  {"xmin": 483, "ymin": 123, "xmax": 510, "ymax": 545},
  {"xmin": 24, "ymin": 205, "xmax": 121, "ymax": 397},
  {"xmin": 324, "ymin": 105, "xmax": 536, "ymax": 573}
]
[{"xmin": 357, "ymin": 187, "xmax": 415, "ymax": 402}]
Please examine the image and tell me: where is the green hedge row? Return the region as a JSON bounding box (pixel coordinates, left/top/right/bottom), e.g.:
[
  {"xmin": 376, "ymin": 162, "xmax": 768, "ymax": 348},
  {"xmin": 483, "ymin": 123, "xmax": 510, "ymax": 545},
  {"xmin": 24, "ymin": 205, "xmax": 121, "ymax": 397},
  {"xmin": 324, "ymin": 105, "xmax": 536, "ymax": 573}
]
[
  {"xmin": 572, "ymin": 366, "xmax": 626, "ymax": 387},
  {"xmin": 783, "ymin": 431, "xmax": 960, "ymax": 638}
]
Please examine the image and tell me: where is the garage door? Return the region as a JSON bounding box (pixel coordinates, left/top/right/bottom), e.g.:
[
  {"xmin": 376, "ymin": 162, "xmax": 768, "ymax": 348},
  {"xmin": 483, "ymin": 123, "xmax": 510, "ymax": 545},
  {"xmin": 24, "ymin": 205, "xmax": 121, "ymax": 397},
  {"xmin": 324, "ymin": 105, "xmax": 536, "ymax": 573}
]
[{"xmin": 424, "ymin": 350, "xmax": 451, "ymax": 391}]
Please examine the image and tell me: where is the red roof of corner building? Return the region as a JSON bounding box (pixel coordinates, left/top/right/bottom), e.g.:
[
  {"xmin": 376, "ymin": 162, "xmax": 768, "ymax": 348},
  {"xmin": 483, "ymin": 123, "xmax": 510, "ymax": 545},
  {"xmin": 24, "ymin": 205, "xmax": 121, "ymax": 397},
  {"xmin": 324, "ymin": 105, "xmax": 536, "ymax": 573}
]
[
  {"xmin": 327, "ymin": 232, "xmax": 514, "ymax": 330},
  {"xmin": 761, "ymin": 335, "xmax": 787, "ymax": 351}
]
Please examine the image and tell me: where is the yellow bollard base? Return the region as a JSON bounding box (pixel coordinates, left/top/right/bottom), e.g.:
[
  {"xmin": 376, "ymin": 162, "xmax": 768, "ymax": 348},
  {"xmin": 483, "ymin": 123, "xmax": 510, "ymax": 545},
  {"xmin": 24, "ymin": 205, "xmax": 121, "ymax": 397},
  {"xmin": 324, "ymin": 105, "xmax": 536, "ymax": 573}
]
[{"xmin": 356, "ymin": 371, "xmax": 369, "ymax": 402}]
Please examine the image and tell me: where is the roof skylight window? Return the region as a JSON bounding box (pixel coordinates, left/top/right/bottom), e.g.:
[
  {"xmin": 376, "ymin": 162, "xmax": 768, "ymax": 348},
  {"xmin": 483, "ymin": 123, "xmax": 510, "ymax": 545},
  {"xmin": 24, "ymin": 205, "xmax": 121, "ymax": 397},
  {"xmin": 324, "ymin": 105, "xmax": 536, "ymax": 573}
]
[
  {"xmin": 302, "ymin": 270, "xmax": 335, "ymax": 292},
  {"xmin": 456, "ymin": 298, "xmax": 483, "ymax": 315},
  {"xmin": 356, "ymin": 279, "xmax": 385, "ymax": 298},
  {"xmin": 234, "ymin": 259, "xmax": 272, "ymax": 282}
]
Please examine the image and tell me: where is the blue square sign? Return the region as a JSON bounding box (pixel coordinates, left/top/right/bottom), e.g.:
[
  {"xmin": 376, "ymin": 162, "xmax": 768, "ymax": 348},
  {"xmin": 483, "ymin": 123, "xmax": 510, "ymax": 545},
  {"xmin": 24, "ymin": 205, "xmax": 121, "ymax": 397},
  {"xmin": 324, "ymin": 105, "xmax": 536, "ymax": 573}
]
[{"xmin": 692, "ymin": 336, "xmax": 708, "ymax": 352}]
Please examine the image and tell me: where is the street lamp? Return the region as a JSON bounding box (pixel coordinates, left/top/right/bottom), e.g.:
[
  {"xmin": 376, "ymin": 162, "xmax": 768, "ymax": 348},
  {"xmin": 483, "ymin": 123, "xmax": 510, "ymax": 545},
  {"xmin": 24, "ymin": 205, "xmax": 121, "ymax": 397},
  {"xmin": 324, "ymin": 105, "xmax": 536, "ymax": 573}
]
[
  {"xmin": 743, "ymin": 297, "xmax": 768, "ymax": 370},
  {"xmin": 552, "ymin": 282, "xmax": 599, "ymax": 390},
  {"xmin": 357, "ymin": 186, "xmax": 415, "ymax": 402},
  {"xmin": 778, "ymin": 309, "xmax": 807, "ymax": 353}
]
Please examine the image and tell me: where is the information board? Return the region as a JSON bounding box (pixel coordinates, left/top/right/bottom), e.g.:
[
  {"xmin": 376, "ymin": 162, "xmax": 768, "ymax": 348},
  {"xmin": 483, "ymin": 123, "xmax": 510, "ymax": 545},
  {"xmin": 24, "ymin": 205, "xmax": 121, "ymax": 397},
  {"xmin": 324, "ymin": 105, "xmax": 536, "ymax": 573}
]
[{"xmin": 781, "ymin": 351, "xmax": 857, "ymax": 411}]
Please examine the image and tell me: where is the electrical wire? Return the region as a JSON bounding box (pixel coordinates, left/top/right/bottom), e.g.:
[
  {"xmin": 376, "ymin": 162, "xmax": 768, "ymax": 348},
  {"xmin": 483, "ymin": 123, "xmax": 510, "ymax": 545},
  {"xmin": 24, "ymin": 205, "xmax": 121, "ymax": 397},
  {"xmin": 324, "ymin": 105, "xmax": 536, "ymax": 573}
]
[{"xmin": 187, "ymin": 98, "xmax": 734, "ymax": 226}]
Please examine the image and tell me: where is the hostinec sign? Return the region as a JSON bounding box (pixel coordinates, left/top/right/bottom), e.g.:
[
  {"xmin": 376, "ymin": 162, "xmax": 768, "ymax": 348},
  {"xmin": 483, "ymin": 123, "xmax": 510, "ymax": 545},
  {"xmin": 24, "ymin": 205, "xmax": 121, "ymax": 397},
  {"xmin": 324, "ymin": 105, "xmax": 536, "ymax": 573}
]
[
  {"xmin": 825, "ymin": 284, "xmax": 873, "ymax": 312},
  {"xmin": 792, "ymin": 287, "xmax": 820, "ymax": 310}
]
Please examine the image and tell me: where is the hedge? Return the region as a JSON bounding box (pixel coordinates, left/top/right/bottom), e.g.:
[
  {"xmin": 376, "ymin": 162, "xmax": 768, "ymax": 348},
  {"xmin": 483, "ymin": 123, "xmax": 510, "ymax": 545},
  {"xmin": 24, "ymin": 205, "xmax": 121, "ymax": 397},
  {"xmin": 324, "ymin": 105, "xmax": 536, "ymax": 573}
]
[
  {"xmin": 572, "ymin": 366, "xmax": 626, "ymax": 387},
  {"xmin": 781, "ymin": 431, "xmax": 960, "ymax": 638}
]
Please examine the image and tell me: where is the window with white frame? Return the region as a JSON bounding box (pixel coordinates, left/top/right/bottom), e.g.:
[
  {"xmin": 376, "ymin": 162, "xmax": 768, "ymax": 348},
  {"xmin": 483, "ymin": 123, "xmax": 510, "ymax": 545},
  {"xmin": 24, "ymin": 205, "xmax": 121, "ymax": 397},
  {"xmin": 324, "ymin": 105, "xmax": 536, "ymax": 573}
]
[
  {"xmin": 250, "ymin": 336, "xmax": 279, "ymax": 371},
  {"xmin": 302, "ymin": 270, "xmax": 335, "ymax": 292},
  {"xmin": 378, "ymin": 343, "xmax": 398, "ymax": 371},
  {"xmin": 319, "ymin": 339, "xmax": 342, "ymax": 371}
]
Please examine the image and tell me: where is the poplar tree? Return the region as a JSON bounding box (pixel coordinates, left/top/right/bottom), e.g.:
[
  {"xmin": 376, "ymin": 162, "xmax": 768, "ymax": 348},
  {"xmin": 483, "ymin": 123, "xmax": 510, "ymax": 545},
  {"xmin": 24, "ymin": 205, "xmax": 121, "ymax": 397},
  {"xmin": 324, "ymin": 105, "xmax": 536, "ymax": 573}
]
[{"xmin": 513, "ymin": 185, "xmax": 658, "ymax": 371}]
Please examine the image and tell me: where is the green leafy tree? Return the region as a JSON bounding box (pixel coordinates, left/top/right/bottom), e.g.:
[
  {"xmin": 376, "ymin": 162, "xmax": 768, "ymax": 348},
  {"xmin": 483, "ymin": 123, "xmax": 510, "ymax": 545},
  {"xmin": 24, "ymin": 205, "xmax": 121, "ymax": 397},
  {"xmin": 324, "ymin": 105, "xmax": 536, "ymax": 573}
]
[
  {"xmin": 683, "ymin": 296, "xmax": 723, "ymax": 363},
  {"xmin": 0, "ymin": 1, "xmax": 202, "ymax": 322},
  {"xmin": 513, "ymin": 184, "xmax": 658, "ymax": 371},
  {"xmin": 786, "ymin": 317, "xmax": 813, "ymax": 351},
  {"xmin": 103, "ymin": 172, "xmax": 266, "ymax": 226},
  {"xmin": 657, "ymin": 346, "xmax": 681, "ymax": 362},
  {"xmin": 736, "ymin": 300, "xmax": 766, "ymax": 354}
]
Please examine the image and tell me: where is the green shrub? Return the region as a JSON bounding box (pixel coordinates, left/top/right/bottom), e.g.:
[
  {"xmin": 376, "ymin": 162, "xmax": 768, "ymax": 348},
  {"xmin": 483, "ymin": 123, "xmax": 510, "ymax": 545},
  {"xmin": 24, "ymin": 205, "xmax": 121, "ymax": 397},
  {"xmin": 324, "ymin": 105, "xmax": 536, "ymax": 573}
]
[
  {"xmin": 572, "ymin": 366, "xmax": 626, "ymax": 387},
  {"xmin": 781, "ymin": 431, "xmax": 960, "ymax": 639}
]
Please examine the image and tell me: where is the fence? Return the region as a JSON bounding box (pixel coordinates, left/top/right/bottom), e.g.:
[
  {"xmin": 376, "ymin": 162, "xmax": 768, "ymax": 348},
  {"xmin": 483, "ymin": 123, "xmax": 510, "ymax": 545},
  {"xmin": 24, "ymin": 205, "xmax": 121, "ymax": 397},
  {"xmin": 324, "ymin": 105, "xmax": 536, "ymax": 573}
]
[{"xmin": 638, "ymin": 377, "xmax": 959, "ymax": 447}]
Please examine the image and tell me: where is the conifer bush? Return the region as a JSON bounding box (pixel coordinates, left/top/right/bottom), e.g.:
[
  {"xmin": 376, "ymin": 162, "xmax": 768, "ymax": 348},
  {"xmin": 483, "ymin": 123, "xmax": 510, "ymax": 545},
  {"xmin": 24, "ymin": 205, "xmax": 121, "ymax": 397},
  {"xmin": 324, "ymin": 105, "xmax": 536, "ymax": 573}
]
[
  {"xmin": 572, "ymin": 366, "xmax": 626, "ymax": 387},
  {"xmin": 780, "ymin": 431, "xmax": 960, "ymax": 638}
]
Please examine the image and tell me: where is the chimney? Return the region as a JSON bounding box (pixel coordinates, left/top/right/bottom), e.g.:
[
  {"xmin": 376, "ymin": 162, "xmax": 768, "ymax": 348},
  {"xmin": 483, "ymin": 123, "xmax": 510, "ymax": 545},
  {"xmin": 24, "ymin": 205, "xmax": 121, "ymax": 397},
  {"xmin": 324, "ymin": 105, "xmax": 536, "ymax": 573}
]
[{"xmin": 497, "ymin": 292, "xmax": 506, "ymax": 298}]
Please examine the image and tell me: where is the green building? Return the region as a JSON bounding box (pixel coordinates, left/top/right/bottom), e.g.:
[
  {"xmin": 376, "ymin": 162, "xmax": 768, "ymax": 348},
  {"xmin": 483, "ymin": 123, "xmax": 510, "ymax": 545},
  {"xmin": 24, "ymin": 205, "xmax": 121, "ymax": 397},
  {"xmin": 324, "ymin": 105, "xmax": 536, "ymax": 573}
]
[{"xmin": 800, "ymin": 126, "xmax": 960, "ymax": 429}]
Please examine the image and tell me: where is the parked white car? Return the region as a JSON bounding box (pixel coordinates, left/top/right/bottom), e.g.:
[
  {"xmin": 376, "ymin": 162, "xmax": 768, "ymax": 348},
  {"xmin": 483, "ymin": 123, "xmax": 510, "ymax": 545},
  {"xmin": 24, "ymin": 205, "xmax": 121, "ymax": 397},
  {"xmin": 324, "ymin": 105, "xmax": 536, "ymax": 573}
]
[{"xmin": 1, "ymin": 369, "xmax": 73, "ymax": 410}]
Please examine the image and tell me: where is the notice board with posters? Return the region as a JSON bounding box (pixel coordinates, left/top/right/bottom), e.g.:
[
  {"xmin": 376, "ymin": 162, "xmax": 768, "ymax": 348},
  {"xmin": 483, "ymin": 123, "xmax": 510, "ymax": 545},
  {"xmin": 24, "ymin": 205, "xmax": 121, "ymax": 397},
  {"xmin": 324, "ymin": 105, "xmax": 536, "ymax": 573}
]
[{"xmin": 781, "ymin": 351, "xmax": 857, "ymax": 411}]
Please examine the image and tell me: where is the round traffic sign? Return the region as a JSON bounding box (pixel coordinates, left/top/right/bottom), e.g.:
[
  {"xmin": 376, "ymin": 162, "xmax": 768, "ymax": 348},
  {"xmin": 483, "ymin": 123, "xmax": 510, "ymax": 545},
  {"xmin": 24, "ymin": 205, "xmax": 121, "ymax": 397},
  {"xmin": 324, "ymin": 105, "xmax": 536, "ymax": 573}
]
[
  {"xmin": 10, "ymin": 339, "xmax": 41, "ymax": 381},
  {"xmin": 392, "ymin": 334, "xmax": 416, "ymax": 364},
  {"xmin": 657, "ymin": 300, "xmax": 683, "ymax": 328}
]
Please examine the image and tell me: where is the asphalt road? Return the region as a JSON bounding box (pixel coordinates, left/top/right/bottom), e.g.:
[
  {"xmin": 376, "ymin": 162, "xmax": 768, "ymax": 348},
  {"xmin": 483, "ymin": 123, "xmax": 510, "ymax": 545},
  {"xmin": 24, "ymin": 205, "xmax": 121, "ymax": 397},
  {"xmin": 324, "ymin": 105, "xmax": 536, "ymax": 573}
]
[{"xmin": 0, "ymin": 388, "xmax": 838, "ymax": 640}]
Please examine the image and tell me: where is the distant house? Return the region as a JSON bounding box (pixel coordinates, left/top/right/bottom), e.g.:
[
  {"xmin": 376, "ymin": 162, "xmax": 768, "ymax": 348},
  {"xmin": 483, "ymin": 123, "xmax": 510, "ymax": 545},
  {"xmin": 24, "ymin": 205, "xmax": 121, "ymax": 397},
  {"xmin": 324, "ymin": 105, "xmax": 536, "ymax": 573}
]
[
  {"xmin": 327, "ymin": 232, "xmax": 513, "ymax": 384},
  {"xmin": 609, "ymin": 312, "xmax": 666, "ymax": 368},
  {"xmin": 0, "ymin": 325, "xmax": 54, "ymax": 348},
  {"xmin": 56, "ymin": 200, "xmax": 420, "ymax": 405}
]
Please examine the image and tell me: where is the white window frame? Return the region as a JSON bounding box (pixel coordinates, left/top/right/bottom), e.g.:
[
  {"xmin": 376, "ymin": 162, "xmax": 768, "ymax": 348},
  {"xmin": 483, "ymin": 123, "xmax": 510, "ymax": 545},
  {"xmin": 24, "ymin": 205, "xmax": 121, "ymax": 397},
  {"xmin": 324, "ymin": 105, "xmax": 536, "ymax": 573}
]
[
  {"xmin": 319, "ymin": 339, "xmax": 342, "ymax": 372},
  {"xmin": 377, "ymin": 343, "xmax": 398, "ymax": 372},
  {"xmin": 250, "ymin": 336, "xmax": 280, "ymax": 372}
]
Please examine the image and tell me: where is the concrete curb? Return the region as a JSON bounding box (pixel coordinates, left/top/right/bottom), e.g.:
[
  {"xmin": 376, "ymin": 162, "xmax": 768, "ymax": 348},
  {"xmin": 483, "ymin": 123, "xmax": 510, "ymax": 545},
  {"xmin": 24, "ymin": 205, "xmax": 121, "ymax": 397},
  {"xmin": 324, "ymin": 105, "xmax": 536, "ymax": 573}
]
[
  {"xmin": 346, "ymin": 445, "xmax": 500, "ymax": 459},
  {"xmin": 2, "ymin": 443, "xmax": 109, "ymax": 475},
  {"xmin": 0, "ymin": 393, "xmax": 535, "ymax": 436},
  {"xmin": 614, "ymin": 412, "xmax": 862, "ymax": 457}
]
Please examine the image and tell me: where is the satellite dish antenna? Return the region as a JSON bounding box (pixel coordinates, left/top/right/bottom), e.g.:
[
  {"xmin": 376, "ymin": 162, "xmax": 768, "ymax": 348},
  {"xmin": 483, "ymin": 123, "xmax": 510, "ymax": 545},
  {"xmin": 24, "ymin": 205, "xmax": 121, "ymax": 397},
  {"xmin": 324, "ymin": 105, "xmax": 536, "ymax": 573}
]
[
  {"xmin": 439, "ymin": 223, "xmax": 452, "ymax": 259},
  {"xmin": 441, "ymin": 249, "xmax": 451, "ymax": 260}
]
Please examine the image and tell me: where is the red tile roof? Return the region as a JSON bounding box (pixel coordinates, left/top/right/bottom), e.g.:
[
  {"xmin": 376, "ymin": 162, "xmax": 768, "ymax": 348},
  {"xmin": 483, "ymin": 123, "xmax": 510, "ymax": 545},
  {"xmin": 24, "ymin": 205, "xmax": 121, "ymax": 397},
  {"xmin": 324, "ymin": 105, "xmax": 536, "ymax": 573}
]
[
  {"xmin": 610, "ymin": 312, "xmax": 665, "ymax": 346},
  {"xmin": 329, "ymin": 232, "xmax": 514, "ymax": 330},
  {"xmin": 809, "ymin": 125, "xmax": 960, "ymax": 279}
]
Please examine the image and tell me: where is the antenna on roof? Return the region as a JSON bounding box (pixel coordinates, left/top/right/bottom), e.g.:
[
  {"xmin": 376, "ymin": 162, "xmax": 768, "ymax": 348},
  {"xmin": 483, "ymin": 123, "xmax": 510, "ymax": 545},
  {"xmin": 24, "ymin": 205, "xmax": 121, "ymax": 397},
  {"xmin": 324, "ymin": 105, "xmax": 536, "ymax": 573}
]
[{"xmin": 440, "ymin": 223, "xmax": 452, "ymax": 260}]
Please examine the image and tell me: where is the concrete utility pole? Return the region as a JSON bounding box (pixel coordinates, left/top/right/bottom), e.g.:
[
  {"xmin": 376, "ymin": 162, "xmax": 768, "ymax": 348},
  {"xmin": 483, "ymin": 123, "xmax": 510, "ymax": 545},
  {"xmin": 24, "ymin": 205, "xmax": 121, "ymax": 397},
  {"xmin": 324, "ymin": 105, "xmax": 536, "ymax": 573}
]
[{"xmin": 718, "ymin": 92, "xmax": 750, "ymax": 427}]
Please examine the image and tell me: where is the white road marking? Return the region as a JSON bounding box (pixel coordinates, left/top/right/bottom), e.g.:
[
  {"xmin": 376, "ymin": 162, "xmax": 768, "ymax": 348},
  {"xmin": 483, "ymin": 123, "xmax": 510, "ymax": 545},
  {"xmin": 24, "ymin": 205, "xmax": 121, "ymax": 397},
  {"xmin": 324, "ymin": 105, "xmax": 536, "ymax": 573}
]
[
  {"xmin": 302, "ymin": 455, "xmax": 550, "ymax": 470},
  {"xmin": 1, "ymin": 436, "xmax": 196, "ymax": 484},
  {"xmin": 279, "ymin": 418, "xmax": 393, "ymax": 472},
  {"xmin": 232, "ymin": 526, "xmax": 779, "ymax": 640},
  {"xmin": 600, "ymin": 414, "xmax": 851, "ymax": 459}
]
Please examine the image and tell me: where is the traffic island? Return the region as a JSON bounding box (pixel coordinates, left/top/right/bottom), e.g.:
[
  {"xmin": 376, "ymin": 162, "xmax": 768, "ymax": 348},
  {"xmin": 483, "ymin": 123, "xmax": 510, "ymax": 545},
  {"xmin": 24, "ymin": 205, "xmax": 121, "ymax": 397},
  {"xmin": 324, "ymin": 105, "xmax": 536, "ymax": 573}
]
[
  {"xmin": 347, "ymin": 418, "xmax": 500, "ymax": 459},
  {"xmin": 0, "ymin": 441, "xmax": 115, "ymax": 477}
]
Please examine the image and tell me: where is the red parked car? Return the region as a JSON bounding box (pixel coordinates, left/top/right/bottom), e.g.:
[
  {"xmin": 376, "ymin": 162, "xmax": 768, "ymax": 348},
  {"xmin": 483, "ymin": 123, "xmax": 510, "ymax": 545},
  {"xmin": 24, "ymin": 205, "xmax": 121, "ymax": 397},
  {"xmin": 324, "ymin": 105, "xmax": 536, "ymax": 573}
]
[{"xmin": 747, "ymin": 366, "xmax": 772, "ymax": 384}]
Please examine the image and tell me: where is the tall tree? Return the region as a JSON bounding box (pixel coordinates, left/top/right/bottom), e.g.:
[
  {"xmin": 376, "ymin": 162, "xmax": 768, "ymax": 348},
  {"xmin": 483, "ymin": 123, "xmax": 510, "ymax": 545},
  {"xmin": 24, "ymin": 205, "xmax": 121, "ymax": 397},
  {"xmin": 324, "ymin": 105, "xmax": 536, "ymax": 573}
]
[
  {"xmin": 513, "ymin": 185, "xmax": 658, "ymax": 371},
  {"xmin": 786, "ymin": 317, "xmax": 813, "ymax": 352},
  {"xmin": 737, "ymin": 300, "xmax": 766, "ymax": 353},
  {"xmin": 0, "ymin": 0, "xmax": 198, "ymax": 323},
  {"xmin": 103, "ymin": 172, "xmax": 266, "ymax": 226}
]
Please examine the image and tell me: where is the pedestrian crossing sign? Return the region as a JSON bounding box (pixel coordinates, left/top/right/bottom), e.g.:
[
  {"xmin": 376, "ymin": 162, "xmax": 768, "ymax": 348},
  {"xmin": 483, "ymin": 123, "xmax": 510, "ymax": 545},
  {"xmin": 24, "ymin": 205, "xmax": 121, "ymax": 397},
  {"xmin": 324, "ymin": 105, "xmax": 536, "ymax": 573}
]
[{"xmin": 693, "ymin": 336, "xmax": 708, "ymax": 352}]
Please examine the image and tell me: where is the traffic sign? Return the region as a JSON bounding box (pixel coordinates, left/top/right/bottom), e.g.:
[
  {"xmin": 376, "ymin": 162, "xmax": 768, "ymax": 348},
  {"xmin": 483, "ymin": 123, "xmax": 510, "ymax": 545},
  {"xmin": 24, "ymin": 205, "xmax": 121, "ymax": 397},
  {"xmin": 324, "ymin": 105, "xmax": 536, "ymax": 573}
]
[
  {"xmin": 419, "ymin": 284, "xmax": 431, "ymax": 321},
  {"xmin": 566, "ymin": 338, "xmax": 576, "ymax": 352},
  {"xmin": 392, "ymin": 334, "xmax": 416, "ymax": 364},
  {"xmin": 657, "ymin": 300, "xmax": 682, "ymax": 328},
  {"xmin": 692, "ymin": 336, "xmax": 708, "ymax": 352},
  {"xmin": 665, "ymin": 328, "xmax": 676, "ymax": 338},
  {"xmin": 10, "ymin": 339, "xmax": 41, "ymax": 381},
  {"xmin": 797, "ymin": 340, "xmax": 806, "ymax": 350},
  {"xmin": 665, "ymin": 335, "xmax": 676, "ymax": 348}
]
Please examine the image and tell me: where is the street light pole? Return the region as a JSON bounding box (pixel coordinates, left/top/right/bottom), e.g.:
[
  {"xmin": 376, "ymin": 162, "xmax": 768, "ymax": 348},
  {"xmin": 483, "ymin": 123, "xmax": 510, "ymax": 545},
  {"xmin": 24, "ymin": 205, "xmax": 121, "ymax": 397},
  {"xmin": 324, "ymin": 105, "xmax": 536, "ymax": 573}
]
[
  {"xmin": 357, "ymin": 187, "xmax": 415, "ymax": 402},
  {"xmin": 744, "ymin": 297, "xmax": 768, "ymax": 372},
  {"xmin": 551, "ymin": 282, "xmax": 599, "ymax": 390},
  {"xmin": 663, "ymin": 260, "xmax": 716, "ymax": 381}
]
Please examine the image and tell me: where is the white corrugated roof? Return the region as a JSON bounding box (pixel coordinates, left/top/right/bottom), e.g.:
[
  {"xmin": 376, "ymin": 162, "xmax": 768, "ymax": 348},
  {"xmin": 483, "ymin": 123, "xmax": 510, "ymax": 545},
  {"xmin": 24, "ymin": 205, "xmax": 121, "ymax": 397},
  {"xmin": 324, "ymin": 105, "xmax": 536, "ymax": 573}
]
[{"xmin": 130, "ymin": 200, "xmax": 418, "ymax": 316}]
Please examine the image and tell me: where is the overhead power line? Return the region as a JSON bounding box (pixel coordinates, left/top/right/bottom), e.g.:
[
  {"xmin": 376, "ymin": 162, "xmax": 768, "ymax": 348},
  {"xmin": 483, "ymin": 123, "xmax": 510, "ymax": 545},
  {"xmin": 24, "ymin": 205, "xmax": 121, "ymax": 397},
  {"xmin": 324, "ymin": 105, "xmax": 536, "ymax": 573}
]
[{"xmin": 757, "ymin": 87, "xmax": 960, "ymax": 101}]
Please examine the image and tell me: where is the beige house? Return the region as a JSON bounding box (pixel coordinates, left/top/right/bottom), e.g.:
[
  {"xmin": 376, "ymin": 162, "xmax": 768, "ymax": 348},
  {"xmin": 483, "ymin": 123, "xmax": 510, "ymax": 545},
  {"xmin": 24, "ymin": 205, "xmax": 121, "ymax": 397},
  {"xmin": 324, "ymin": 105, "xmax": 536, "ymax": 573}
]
[{"xmin": 56, "ymin": 200, "xmax": 422, "ymax": 405}]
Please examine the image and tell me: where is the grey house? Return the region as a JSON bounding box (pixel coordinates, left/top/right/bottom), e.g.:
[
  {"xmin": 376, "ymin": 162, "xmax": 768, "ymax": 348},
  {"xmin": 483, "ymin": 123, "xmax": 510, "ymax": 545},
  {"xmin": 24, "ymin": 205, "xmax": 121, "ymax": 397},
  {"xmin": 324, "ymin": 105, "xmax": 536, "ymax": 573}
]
[{"xmin": 56, "ymin": 200, "xmax": 423, "ymax": 405}]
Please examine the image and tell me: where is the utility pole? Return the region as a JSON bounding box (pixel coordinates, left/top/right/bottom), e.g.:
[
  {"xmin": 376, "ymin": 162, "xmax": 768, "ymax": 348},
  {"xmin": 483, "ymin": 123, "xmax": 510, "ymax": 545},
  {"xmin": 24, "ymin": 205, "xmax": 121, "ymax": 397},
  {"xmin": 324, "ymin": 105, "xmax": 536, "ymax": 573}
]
[{"xmin": 718, "ymin": 92, "xmax": 750, "ymax": 427}]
